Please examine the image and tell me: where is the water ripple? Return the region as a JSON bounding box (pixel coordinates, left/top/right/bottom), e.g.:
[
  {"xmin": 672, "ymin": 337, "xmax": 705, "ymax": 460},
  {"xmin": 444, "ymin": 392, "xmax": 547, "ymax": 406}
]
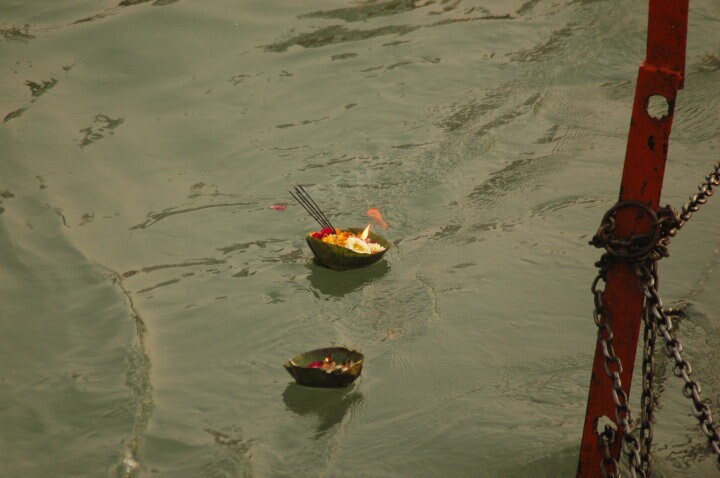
[
  {"xmin": 264, "ymin": 24, "xmax": 420, "ymax": 53},
  {"xmin": 130, "ymin": 202, "xmax": 252, "ymax": 230},
  {"xmin": 79, "ymin": 114, "xmax": 125, "ymax": 148},
  {"xmin": 264, "ymin": 14, "xmax": 512, "ymax": 53},
  {"xmin": 202, "ymin": 427, "xmax": 255, "ymax": 476},
  {"xmin": 4, "ymin": 75, "xmax": 64, "ymax": 124},
  {"xmin": 122, "ymin": 258, "xmax": 227, "ymax": 278},
  {"xmin": 300, "ymin": 0, "xmax": 426, "ymax": 23},
  {"xmin": 101, "ymin": 267, "xmax": 154, "ymax": 478},
  {"xmin": 0, "ymin": 24, "xmax": 35, "ymax": 42},
  {"xmin": 696, "ymin": 54, "xmax": 720, "ymax": 73}
]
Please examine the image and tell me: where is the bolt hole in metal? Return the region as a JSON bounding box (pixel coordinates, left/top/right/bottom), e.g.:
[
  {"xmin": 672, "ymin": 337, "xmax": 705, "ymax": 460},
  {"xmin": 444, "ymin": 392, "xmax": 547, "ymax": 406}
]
[
  {"xmin": 646, "ymin": 94, "xmax": 670, "ymax": 120},
  {"xmin": 596, "ymin": 415, "xmax": 617, "ymax": 436}
]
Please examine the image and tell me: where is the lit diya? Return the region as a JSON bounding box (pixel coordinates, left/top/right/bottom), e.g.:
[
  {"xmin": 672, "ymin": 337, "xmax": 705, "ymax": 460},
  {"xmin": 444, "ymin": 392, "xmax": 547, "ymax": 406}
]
[
  {"xmin": 290, "ymin": 185, "xmax": 390, "ymax": 270},
  {"xmin": 284, "ymin": 347, "xmax": 364, "ymax": 388}
]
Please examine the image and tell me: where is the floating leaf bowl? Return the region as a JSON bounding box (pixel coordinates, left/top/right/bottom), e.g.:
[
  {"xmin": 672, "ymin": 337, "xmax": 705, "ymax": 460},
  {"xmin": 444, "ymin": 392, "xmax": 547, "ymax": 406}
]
[
  {"xmin": 283, "ymin": 347, "xmax": 364, "ymax": 388},
  {"xmin": 306, "ymin": 228, "xmax": 390, "ymax": 270}
]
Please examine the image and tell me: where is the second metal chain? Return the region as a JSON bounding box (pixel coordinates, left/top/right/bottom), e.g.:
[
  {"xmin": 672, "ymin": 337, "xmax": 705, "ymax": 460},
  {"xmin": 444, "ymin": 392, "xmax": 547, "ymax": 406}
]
[
  {"xmin": 635, "ymin": 261, "xmax": 720, "ymax": 470},
  {"xmin": 591, "ymin": 161, "xmax": 720, "ymax": 475},
  {"xmin": 639, "ymin": 302, "xmax": 657, "ymax": 476},
  {"xmin": 673, "ymin": 162, "xmax": 720, "ymax": 231}
]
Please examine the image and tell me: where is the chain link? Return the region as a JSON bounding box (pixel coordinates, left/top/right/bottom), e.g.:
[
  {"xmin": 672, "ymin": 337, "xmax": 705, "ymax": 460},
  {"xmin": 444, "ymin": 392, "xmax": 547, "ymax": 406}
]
[
  {"xmin": 635, "ymin": 261, "xmax": 720, "ymax": 470},
  {"xmin": 600, "ymin": 425, "xmax": 619, "ymax": 478},
  {"xmin": 639, "ymin": 303, "xmax": 656, "ymax": 476},
  {"xmin": 674, "ymin": 162, "xmax": 720, "ymax": 231},
  {"xmin": 591, "ymin": 201, "xmax": 660, "ymax": 261},
  {"xmin": 591, "ymin": 257, "xmax": 645, "ymax": 478},
  {"xmin": 590, "ymin": 161, "xmax": 720, "ymax": 475},
  {"xmin": 649, "ymin": 162, "xmax": 720, "ymax": 469}
]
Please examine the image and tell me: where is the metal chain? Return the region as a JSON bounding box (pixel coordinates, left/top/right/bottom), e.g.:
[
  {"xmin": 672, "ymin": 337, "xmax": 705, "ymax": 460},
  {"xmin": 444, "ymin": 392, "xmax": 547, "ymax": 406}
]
[
  {"xmin": 635, "ymin": 261, "xmax": 720, "ymax": 469},
  {"xmin": 648, "ymin": 161, "xmax": 720, "ymax": 469},
  {"xmin": 592, "ymin": 256, "xmax": 645, "ymax": 478},
  {"xmin": 673, "ymin": 162, "xmax": 720, "ymax": 231},
  {"xmin": 639, "ymin": 302, "xmax": 657, "ymax": 476},
  {"xmin": 590, "ymin": 161, "xmax": 720, "ymax": 475},
  {"xmin": 600, "ymin": 425, "xmax": 619, "ymax": 478}
]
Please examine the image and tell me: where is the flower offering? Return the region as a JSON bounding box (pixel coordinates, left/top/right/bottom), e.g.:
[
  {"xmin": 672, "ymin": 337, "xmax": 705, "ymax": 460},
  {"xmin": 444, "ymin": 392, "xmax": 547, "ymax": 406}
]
[
  {"xmin": 284, "ymin": 347, "xmax": 365, "ymax": 388},
  {"xmin": 310, "ymin": 224, "xmax": 386, "ymax": 255},
  {"xmin": 290, "ymin": 185, "xmax": 390, "ymax": 269}
]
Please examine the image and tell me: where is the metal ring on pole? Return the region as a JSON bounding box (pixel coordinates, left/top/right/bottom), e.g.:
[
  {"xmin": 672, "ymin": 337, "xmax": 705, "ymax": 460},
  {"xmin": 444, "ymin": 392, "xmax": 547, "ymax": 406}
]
[{"xmin": 597, "ymin": 201, "xmax": 660, "ymax": 260}]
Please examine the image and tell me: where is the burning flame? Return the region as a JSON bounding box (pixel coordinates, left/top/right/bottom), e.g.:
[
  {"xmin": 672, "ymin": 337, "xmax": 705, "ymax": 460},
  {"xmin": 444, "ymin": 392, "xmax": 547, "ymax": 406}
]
[{"xmin": 360, "ymin": 224, "xmax": 371, "ymax": 241}]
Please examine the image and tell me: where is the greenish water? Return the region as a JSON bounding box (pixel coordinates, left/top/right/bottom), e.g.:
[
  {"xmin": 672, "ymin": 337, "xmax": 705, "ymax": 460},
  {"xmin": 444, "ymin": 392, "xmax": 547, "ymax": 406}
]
[{"xmin": 1, "ymin": 1, "xmax": 719, "ymax": 476}]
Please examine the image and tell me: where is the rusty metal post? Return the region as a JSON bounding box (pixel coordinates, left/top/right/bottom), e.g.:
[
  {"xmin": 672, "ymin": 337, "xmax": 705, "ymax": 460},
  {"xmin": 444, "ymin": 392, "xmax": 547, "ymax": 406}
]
[{"xmin": 577, "ymin": 1, "xmax": 689, "ymax": 476}]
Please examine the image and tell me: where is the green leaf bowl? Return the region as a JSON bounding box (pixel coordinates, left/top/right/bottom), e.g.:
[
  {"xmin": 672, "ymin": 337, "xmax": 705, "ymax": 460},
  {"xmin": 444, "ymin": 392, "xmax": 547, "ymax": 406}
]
[
  {"xmin": 283, "ymin": 347, "xmax": 365, "ymax": 388},
  {"xmin": 306, "ymin": 228, "xmax": 390, "ymax": 270}
]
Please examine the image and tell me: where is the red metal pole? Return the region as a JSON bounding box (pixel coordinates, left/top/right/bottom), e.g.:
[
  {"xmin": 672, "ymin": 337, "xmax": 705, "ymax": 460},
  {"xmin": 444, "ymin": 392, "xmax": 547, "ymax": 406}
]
[{"xmin": 577, "ymin": 1, "xmax": 688, "ymax": 476}]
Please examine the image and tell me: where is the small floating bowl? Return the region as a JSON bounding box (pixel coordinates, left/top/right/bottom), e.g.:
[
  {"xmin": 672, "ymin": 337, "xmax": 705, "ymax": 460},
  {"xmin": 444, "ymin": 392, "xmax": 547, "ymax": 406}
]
[
  {"xmin": 284, "ymin": 347, "xmax": 364, "ymax": 388},
  {"xmin": 306, "ymin": 228, "xmax": 390, "ymax": 271}
]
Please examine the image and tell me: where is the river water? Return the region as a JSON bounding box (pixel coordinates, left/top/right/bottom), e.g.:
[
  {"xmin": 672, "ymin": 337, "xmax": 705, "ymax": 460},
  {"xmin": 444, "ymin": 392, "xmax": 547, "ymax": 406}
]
[{"xmin": 1, "ymin": 1, "xmax": 719, "ymax": 477}]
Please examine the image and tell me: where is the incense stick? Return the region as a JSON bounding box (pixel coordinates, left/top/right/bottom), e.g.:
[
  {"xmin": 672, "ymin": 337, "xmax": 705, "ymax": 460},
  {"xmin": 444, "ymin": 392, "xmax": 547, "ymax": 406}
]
[
  {"xmin": 289, "ymin": 185, "xmax": 335, "ymax": 230},
  {"xmin": 291, "ymin": 191, "xmax": 333, "ymax": 230},
  {"xmin": 289, "ymin": 189, "xmax": 330, "ymax": 229},
  {"xmin": 295, "ymin": 185, "xmax": 334, "ymax": 229},
  {"xmin": 294, "ymin": 186, "xmax": 334, "ymax": 230}
]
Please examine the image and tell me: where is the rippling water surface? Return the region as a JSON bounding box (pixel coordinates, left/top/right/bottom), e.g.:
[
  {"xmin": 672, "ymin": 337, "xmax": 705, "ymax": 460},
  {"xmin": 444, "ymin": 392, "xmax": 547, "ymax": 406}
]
[{"xmin": 2, "ymin": 1, "xmax": 719, "ymax": 476}]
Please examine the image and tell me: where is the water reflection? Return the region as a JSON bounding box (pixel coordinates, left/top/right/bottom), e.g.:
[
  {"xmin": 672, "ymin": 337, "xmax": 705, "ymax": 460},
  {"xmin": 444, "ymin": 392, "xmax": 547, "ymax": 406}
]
[
  {"xmin": 306, "ymin": 260, "xmax": 390, "ymax": 297},
  {"xmin": 282, "ymin": 383, "xmax": 364, "ymax": 439}
]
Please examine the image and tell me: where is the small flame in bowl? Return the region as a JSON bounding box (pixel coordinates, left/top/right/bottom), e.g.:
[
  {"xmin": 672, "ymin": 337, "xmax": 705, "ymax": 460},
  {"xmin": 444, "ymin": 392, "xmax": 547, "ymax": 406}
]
[{"xmin": 360, "ymin": 224, "xmax": 371, "ymax": 241}]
